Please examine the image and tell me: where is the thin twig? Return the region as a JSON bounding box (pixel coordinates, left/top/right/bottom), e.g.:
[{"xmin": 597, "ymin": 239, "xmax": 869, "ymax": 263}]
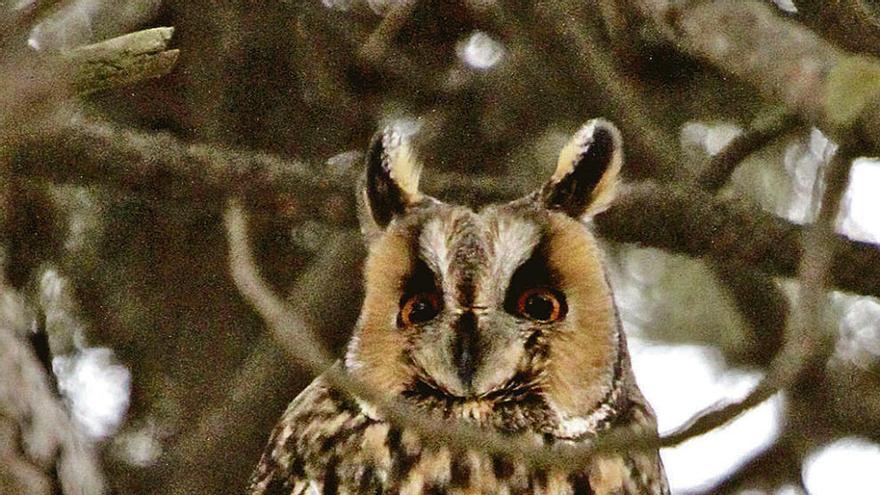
[
  {"xmin": 224, "ymin": 200, "xmax": 665, "ymax": 472},
  {"xmin": 685, "ymin": 438, "xmax": 804, "ymax": 495},
  {"xmin": 225, "ymin": 198, "xmax": 332, "ymax": 370},
  {"xmin": 698, "ymin": 110, "xmax": 800, "ymax": 192},
  {"xmin": 358, "ymin": 0, "xmax": 418, "ymax": 64},
  {"xmin": 163, "ymin": 227, "xmax": 363, "ymax": 495},
  {"xmin": 697, "ymin": 108, "xmax": 797, "ymax": 366}
]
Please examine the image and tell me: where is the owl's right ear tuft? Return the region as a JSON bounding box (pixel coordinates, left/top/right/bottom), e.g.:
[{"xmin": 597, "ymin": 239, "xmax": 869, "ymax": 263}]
[{"xmin": 360, "ymin": 127, "xmax": 423, "ymax": 234}]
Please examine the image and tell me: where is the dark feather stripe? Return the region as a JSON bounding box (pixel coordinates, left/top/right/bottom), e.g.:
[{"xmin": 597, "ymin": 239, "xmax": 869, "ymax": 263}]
[
  {"xmin": 543, "ymin": 126, "xmax": 616, "ymax": 217},
  {"xmin": 569, "ymin": 472, "xmax": 594, "ymax": 495}
]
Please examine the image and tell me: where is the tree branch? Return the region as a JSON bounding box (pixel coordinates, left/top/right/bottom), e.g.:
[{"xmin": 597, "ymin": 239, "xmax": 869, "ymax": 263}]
[
  {"xmin": 655, "ymin": 141, "xmax": 856, "ymax": 455},
  {"xmin": 686, "ymin": 438, "xmax": 804, "ymax": 495},
  {"xmin": 595, "ymin": 181, "xmax": 880, "ymax": 298},
  {"xmin": 0, "ymin": 27, "xmax": 178, "ymax": 148},
  {"xmin": 0, "ymin": 288, "xmax": 106, "ymax": 495},
  {"xmin": 634, "ymin": 0, "xmax": 880, "ymax": 152},
  {"xmin": 709, "ymin": 261, "xmax": 788, "ymax": 365},
  {"xmin": 65, "ymin": 27, "xmax": 179, "ymax": 96},
  {"xmin": 796, "ymin": 0, "xmax": 880, "ymax": 58},
  {"xmin": 160, "ymin": 229, "xmax": 362, "ymax": 495},
  {"xmin": 11, "ymin": 117, "xmax": 880, "ymax": 299},
  {"xmin": 697, "ymin": 109, "xmax": 799, "ymax": 192}
]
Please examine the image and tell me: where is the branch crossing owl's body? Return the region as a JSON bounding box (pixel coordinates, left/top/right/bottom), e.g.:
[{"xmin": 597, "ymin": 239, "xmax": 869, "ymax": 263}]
[{"xmin": 248, "ymin": 120, "xmax": 670, "ymax": 495}]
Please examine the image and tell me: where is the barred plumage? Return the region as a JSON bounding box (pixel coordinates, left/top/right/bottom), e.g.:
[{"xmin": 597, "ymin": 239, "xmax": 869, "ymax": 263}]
[{"xmin": 248, "ymin": 120, "xmax": 669, "ymax": 495}]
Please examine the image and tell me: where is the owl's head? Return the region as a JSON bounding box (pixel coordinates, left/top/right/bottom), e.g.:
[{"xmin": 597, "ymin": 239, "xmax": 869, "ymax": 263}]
[{"xmin": 346, "ymin": 120, "xmax": 627, "ymax": 434}]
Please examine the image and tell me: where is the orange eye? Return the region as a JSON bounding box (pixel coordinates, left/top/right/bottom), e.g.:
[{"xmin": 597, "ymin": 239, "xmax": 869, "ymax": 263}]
[
  {"xmin": 516, "ymin": 288, "xmax": 565, "ymax": 322},
  {"xmin": 400, "ymin": 293, "xmax": 442, "ymax": 326}
]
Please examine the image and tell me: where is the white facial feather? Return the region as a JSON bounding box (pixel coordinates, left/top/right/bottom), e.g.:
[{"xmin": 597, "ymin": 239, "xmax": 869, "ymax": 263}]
[
  {"xmin": 419, "ymin": 217, "xmax": 451, "ymax": 281},
  {"xmin": 488, "ymin": 215, "xmax": 540, "ymax": 289}
]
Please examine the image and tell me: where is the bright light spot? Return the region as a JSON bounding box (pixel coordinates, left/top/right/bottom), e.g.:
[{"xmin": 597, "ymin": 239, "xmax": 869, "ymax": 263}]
[
  {"xmin": 772, "ymin": 0, "xmax": 798, "ymax": 13},
  {"xmin": 629, "ymin": 339, "xmax": 782, "ymax": 492},
  {"xmin": 809, "ymin": 127, "xmax": 836, "ymax": 160},
  {"xmin": 803, "ymin": 437, "xmax": 880, "ymax": 495},
  {"xmin": 775, "ymin": 486, "xmax": 806, "ymax": 495},
  {"xmin": 320, "ymin": 0, "xmax": 353, "ymax": 10},
  {"xmin": 457, "ymin": 31, "xmax": 505, "ymax": 70},
  {"xmin": 832, "ymin": 292, "xmax": 880, "ymax": 367},
  {"xmin": 680, "ymin": 121, "xmax": 742, "ymax": 160},
  {"xmin": 54, "ymin": 348, "xmax": 131, "ymax": 439},
  {"xmin": 783, "ymin": 128, "xmax": 836, "ymax": 223},
  {"xmin": 365, "ymin": 0, "xmax": 407, "ymax": 15},
  {"xmin": 114, "ymin": 420, "xmax": 163, "ymax": 467},
  {"xmin": 840, "ymin": 158, "xmax": 880, "ymax": 243},
  {"xmin": 785, "ymin": 139, "xmax": 880, "ymax": 239},
  {"xmin": 379, "ymin": 117, "xmax": 422, "ymax": 140},
  {"xmin": 27, "ymin": 0, "xmax": 98, "ymax": 52}
]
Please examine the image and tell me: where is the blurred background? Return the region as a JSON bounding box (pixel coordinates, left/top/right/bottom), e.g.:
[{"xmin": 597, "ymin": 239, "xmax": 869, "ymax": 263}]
[{"xmin": 1, "ymin": 0, "xmax": 879, "ymax": 494}]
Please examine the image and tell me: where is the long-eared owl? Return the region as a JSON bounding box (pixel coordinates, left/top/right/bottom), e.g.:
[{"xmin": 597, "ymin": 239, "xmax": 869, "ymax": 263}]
[{"xmin": 247, "ymin": 119, "xmax": 669, "ymax": 494}]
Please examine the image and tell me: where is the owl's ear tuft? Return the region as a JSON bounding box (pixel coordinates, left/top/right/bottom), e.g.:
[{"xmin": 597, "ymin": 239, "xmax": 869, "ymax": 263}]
[
  {"xmin": 540, "ymin": 119, "xmax": 623, "ymax": 220},
  {"xmin": 361, "ymin": 127, "xmax": 423, "ymax": 231}
]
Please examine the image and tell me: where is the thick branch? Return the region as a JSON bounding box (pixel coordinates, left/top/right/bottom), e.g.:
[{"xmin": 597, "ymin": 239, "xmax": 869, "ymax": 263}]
[
  {"xmin": 65, "ymin": 27, "xmax": 179, "ymax": 96},
  {"xmin": 595, "ymin": 182, "xmax": 880, "ymax": 298},
  {"xmin": 11, "ymin": 118, "xmax": 880, "ymax": 298},
  {"xmin": 796, "ymin": 0, "xmax": 880, "ymax": 58},
  {"xmin": 635, "ymin": 0, "xmax": 880, "ymax": 152},
  {"xmin": 9, "ymin": 117, "xmax": 518, "ymax": 220}
]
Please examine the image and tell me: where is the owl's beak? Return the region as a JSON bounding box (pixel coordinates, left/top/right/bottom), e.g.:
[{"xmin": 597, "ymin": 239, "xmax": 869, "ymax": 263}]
[{"xmin": 452, "ymin": 311, "xmax": 481, "ymax": 392}]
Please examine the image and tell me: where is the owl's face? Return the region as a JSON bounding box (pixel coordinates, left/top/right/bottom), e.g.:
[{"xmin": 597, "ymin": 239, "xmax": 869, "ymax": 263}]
[{"xmin": 346, "ymin": 121, "xmax": 625, "ymax": 434}]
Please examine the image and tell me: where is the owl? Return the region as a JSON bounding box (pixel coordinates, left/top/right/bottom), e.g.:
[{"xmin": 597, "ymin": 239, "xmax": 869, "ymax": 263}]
[{"xmin": 247, "ymin": 119, "xmax": 669, "ymax": 495}]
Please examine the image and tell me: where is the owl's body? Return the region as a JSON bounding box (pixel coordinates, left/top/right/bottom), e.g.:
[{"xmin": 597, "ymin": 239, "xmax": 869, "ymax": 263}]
[{"xmin": 248, "ymin": 120, "xmax": 670, "ymax": 494}]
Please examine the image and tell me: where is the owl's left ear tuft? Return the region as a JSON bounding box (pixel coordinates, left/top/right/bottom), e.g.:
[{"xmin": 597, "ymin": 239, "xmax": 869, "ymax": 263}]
[
  {"xmin": 541, "ymin": 119, "xmax": 623, "ymax": 220},
  {"xmin": 362, "ymin": 127, "xmax": 423, "ymax": 230}
]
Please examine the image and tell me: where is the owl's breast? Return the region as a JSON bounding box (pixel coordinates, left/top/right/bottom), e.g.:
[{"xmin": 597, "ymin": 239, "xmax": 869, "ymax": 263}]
[{"xmin": 248, "ymin": 371, "xmax": 668, "ymax": 495}]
